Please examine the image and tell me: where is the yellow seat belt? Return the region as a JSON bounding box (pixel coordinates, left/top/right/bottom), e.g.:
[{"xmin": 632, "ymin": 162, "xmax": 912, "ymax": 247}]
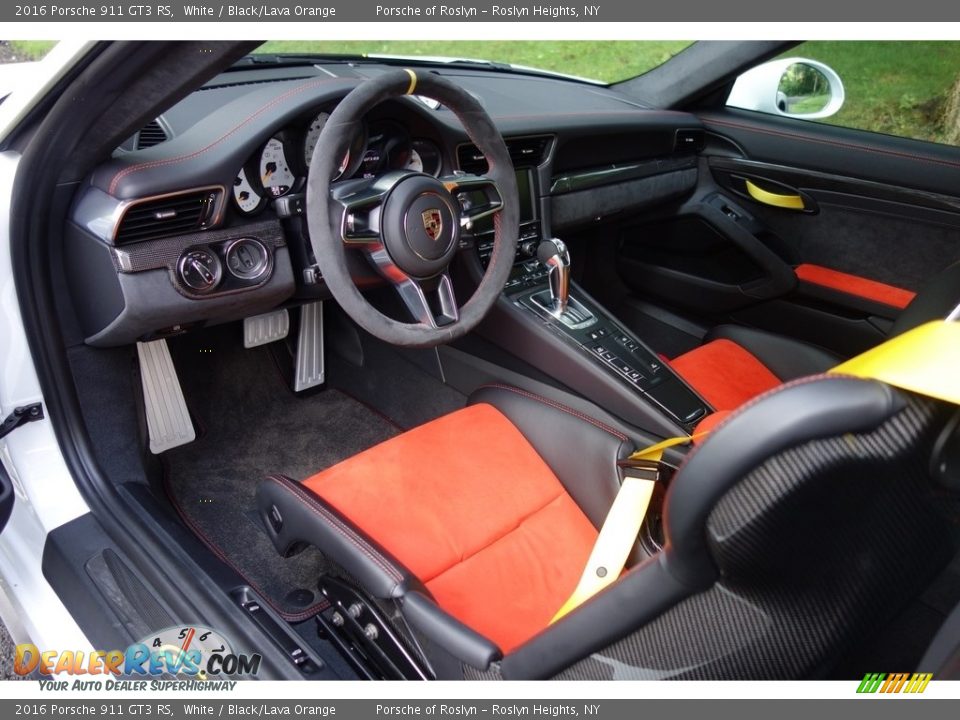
[
  {"xmin": 550, "ymin": 434, "xmax": 706, "ymax": 624},
  {"xmin": 551, "ymin": 320, "xmax": 960, "ymax": 623}
]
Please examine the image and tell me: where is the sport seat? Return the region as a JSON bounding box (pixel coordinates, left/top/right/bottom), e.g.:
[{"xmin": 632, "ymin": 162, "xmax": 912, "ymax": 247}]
[
  {"xmin": 256, "ymin": 380, "xmax": 956, "ymax": 679},
  {"xmin": 668, "ymin": 260, "xmax": 960, "ymax": 411}
]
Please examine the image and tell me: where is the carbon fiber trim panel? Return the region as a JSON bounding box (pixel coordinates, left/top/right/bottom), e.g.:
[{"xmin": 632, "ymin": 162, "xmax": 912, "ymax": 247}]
[
  {"xmin": 111, "ymin": 219, "xmax": 286, "ymax": 274},
  {"xmin": 554, "ymin": 394, "xmax": 955, "ymax": 680}
]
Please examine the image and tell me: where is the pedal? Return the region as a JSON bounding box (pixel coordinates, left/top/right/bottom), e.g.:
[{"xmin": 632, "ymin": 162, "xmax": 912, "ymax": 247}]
[
  {"xmin": 136, "ymin": 340, "xmax": 196, "ymax": 454},
  {"xmin": 244, "ymin": 309, "xmax": 290, "ymax": 348},
  {"xmin": 294, "ymin": 302, "xmax": 325, "ymax": 392}
]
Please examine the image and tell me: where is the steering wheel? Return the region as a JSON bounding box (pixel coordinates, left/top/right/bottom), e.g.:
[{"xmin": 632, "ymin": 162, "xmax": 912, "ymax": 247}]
[{"xmin": 306, "ymin": 69, "xmax": 519, "ymax": 348}]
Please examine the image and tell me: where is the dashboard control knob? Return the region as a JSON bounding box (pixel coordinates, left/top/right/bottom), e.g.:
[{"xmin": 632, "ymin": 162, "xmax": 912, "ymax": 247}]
[
  {"xmin": 177, "ymin": 247, "xmax": 222, "ymax": 293},
  {"xmin": 225, "ymin": 238, "xmax": 270, "ymax": 281}
]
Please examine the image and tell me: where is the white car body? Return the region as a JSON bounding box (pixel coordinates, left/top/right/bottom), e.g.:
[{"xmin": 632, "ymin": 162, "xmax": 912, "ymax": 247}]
[{"xmin": 0, "ymin": 42, "xmax": 95, "ymax": 656}]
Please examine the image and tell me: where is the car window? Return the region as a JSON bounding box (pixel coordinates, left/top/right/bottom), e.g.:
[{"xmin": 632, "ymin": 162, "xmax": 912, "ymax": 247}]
[
  {"xmin": 731, "ymin": 41, "xmax": 960, "ymax": 146},
  {"xmin": 0, "ymin": 40, "xmax": 56, "ymax": 64},
  {"xmin": 256, "ymin": 41, "xmax": 692, "ymax": 84}
]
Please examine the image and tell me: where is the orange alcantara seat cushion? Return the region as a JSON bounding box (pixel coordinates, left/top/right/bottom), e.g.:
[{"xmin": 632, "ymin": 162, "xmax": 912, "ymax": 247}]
[
  {"xmin": 669, "ymin": 339, "xmax": 783, "ymax": 412},
  {"xmin": 302, "ymin": 402, "xmax": 598, "ymax": 653}
]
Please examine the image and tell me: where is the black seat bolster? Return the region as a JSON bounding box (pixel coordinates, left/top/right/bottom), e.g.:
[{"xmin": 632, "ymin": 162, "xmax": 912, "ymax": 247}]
[
  {"xmin": 402, "ymin": 591, "xmax": 503, "ymax": 670},
  {"xmin": 255, "ymin": 474, "xmax": 426, "ymax": 600},
  {"xmin": 468, "ymin": 384, "xmax": 635, "ymax": 532},
  {"xmin": 664, "ymin": 376, "xmax": 902, "ymax": 586},
  {"xmin": 706, "ymin": 324, "xmax": 840, "ymax": 381}
]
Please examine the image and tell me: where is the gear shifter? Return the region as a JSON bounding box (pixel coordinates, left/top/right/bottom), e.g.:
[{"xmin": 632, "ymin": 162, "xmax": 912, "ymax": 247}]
[{"xmin": 537, "ymin": 238, "xmax": 571, "ymax": 317}]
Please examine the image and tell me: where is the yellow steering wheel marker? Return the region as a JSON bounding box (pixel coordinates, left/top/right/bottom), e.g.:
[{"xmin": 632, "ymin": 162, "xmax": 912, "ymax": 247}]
[{"xmin": 403, "ymin": 69, "xmax": 418, "ymax": 96}]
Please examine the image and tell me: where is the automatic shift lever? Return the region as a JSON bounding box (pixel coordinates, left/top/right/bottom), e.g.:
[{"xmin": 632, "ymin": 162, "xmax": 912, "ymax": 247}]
[{"xmin": 537, "ymin": 238, "xmax": 571, "ymax": 317}]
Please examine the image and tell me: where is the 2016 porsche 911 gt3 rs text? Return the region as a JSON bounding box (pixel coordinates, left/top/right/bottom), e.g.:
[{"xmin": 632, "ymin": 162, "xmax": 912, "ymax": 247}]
[{"xmin": 1, "ymin": 39, "xmax": 959, "ymax": 681}]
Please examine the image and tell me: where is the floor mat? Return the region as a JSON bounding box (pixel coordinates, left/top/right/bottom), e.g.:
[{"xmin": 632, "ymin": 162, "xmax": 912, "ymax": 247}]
[{"xmin": 163, "ymin": 326, "xmax": 399, "ymax": 620}]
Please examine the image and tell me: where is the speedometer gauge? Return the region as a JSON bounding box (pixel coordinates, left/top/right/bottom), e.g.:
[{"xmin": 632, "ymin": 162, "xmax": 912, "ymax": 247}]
[
  {"xmin": 259, "ymin": 137, "xmax": 295, "ymax": 198},
  {"xmin": 232, "ymin": 168, "xmax": 265, "ymax": 214}
]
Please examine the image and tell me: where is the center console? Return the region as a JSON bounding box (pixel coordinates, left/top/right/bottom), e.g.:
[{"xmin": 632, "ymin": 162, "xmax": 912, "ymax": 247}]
[{"xmin": 465, "ymin": 156, "xmax": 711, "ymax": 436}]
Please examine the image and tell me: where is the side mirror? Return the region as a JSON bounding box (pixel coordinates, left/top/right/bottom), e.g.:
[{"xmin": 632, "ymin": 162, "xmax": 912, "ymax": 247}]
[{"xmin": 727, "ymin": 57, "xmax": 845, "ymax": 120}]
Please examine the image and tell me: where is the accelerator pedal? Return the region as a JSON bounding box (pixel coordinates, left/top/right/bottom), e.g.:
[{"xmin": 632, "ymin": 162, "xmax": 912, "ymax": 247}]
[
  {"xmin": 244, "ymin": 309, "xmax": 290, "ymax": 348},
  {"xmin": 294, "ymin": 301, "xmax": 325, "ymax": 392},
  {"xmin": 137, "ymin": 339, "xmax": 196, "ymax": 454}
]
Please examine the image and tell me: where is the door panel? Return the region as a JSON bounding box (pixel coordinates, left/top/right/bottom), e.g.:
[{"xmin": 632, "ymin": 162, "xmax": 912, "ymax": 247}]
[{"xmin": 666, "ymin": 109, "xmax": 960, "ymax": 356}]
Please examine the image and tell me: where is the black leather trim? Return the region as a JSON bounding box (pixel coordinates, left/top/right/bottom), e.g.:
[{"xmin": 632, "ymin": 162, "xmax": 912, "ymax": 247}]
[
  {"xmin": 255, "ymin": 474, "xmax": 425, "ymax": 600},
  {"xmin": 892, "ymin": 260, "xmax": 960, "ymax": 337},
  {"xmin": 468, "ymin": 385, "xmax": 633, "ymax": 533},
  {"xmin": 705, "ymin": 324, "xmax": 840, "ymax": 381},
  {"xmin": 700, "ymin": 109, "xmax": 960, "ymax": 198},
  {"xmin": 401, "ymin": 591, "xmax": 503, "ymax": 671},
  {"xmin": 500, "ymin": 556, "xmax": 689, "ymax": 679},
  {"xmin": 662, "ymin": 376, "xmax": 904, "ymax": 586}
]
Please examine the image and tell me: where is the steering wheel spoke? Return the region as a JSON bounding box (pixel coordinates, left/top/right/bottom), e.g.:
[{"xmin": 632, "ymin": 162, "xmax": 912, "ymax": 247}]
[
  {"xmin": 442, "ymin": 173, "xmax": 504, "ymax": 232},
  {"xmin": 369, "ymin": 245, "xmax": 459, "ymax": 328},
  {"xmin": 331, "ymin": 173, "xmax": 404, "ymax": 245}
]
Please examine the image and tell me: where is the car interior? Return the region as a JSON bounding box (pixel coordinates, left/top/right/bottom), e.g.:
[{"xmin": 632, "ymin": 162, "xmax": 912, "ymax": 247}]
[{"xmin": 8, "ymin": 40, "xmax": 960, "ymax": 680}]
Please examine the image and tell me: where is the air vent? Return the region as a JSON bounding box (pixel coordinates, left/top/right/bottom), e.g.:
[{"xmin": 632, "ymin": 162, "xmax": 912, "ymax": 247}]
[
  {"xmin": 136, "ymin": 119, "xmax": 169, "ymax": 149},
  {"xmin": 115, "ymin": 188, "xmax": 222, "ymax": 245},
  {"xmin": 457, "ymin": 135, "xmax": 552, "ymax": 173}
]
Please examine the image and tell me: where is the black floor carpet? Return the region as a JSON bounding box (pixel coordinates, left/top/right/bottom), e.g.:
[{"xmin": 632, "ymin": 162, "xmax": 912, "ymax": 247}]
[{"xmin": 163, "ymin": 326, "xmax": 399, "ymax": 620}]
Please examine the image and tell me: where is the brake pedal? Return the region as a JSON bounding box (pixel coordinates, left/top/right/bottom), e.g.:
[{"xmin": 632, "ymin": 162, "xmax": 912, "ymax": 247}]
[
  {"xmin": 137, "ymin": 339, "xmax": 196, "ymax": 454},
  {"xmin": 244, "ymin": 309, "xmax": 290, "ymax": 348},
  {"xmin": 294, "ymin": 301, "xmax": 325, "ymax": 392}
]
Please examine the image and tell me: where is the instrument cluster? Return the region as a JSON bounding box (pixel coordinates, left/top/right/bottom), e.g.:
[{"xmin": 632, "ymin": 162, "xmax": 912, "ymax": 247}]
[{"xmin": 231, "ymin": 110, "xmax": 443, "ymax": 216}]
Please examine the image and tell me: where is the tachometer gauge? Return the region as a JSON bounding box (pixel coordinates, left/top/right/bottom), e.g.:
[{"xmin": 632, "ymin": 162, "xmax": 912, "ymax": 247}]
[
  {"xmin": 411, "ymin": 139, "xmax": 443, "ymax": 176},
  {"xmin": 303, "ymin": 111, "xmax": 351, "ymax": 180},
  {"xmin": 232, "ymin": 168, "xmax": 265, "ymax": 214},
  {"xmin": 259, "ymin": 137, "xmax": 295, "ymax": 198},
  {"xmin": 405, "ymin": 148, "xmax": 424, "ymax": 173}
]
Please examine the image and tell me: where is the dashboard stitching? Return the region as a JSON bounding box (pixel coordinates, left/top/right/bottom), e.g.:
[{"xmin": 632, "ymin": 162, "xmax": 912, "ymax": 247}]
[
  {"xmin": 494, "ymin": 109, "xmax": 695, "ymax": 121},
  {"xmin": 107, "ymin": 77, "xmax": 351, "ymax": 195},
  {"xmin": 703, "ymin": 116, "xmax": 960, "ymax": 171}
]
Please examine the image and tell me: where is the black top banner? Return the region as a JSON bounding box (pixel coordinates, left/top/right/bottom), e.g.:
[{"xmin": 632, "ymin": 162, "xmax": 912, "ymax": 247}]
[{"xmin": 5, "ymin": 0, "xmax": 960, "ymax": 22}]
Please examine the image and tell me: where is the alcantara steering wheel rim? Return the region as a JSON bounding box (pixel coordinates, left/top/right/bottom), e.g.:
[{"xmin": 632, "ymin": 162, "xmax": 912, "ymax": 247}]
[{"xmin": 306, "ymin": 69, "xmax": 520, "ymax": 348}]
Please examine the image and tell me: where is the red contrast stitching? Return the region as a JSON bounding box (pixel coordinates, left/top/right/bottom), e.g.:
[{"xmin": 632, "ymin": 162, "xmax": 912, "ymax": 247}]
[
  {"xmin": 108, "ymin": 77, "xmax": 349, "ymax": 195},
  {"xmin": 266, "ymin": 475, "xmax": 405, "ymax": 586},
  {"xmin": 160, "ymin": 465, "xmax": 328, "ymax": 623},
  {"xmin": 703, "ymin": 116, "xmax": 960, "ymax": 171},
  {"xmin": 477, "ymin": 383, "xmax": 629, "ymax": 442}
]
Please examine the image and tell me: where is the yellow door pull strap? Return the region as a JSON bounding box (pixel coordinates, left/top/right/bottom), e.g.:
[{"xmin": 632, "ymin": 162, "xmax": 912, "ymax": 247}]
[
  {"xmin": 830, "ymin": 320, "xmax": 960, "ymax": 405},
  {"xmin": 551, "ymin": 475, "xmax": 656, "ymax": 624},
  {"xmin": 745, "ymin": 179, "xmax": 805, "ymax": 210}
]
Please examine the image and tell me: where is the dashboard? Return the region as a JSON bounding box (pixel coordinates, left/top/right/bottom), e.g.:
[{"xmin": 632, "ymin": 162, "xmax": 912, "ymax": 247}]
[{"xmin": 65, "ymin": 61, "xmax": 705, "ymax": 347}]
